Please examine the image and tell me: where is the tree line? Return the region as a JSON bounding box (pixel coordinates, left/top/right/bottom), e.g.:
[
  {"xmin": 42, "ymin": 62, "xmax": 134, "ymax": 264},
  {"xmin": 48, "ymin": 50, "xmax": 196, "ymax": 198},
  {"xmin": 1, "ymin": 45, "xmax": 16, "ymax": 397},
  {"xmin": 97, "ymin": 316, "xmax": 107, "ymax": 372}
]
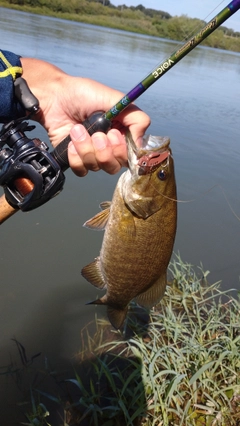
[{"xmin": 2, "ymin": 0, "xmax": 240, "ymax": 51}]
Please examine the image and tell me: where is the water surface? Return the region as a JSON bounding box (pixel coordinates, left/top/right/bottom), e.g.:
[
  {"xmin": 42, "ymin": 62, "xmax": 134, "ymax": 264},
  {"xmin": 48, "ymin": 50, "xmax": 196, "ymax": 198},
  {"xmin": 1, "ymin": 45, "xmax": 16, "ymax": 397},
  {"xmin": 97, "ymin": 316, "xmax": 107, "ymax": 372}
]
[{"xmin": 0, "ymin": 8, "xmax": 240, "ymax": 423}]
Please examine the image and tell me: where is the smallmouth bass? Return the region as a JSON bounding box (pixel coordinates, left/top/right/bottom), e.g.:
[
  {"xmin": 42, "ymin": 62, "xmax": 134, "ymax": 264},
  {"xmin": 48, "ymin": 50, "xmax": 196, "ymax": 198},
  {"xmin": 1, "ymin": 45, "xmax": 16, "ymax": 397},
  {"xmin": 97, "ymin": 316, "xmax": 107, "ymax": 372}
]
[{"xmin": 82, "ymin": 131, "xmax": 177, "ymax": 329}]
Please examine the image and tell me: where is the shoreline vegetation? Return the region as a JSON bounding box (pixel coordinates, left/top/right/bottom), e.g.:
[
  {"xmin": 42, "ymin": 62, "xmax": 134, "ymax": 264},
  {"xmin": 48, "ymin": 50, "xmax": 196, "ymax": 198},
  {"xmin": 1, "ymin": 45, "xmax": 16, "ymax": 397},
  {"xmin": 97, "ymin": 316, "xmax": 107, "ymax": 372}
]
[
  {"xmin": 1, "ymin": 0, "xmax": 240, "ymax": 53},
  {"xmin": 5, "ymin": 255, "xmax": 239, "ymax": 425}
]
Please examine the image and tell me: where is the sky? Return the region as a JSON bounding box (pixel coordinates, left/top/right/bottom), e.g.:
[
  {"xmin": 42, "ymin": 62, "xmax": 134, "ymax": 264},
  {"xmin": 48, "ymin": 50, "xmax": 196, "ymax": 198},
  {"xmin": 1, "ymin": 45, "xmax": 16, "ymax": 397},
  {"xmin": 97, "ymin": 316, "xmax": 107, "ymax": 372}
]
[{"xmin": 110, "ymin": 0, "xmax": 240, "ymax": 32}]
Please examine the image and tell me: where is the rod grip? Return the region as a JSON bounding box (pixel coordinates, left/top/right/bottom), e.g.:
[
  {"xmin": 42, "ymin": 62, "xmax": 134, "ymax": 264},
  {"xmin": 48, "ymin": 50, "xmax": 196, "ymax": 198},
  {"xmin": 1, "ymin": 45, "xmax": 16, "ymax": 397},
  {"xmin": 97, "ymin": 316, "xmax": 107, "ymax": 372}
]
[
  {"xmin": 0, "ymin": 194, "xmax": 18, "ymax": 224},
  {"xmin": 51, "ymin": 134, "xmax": 71, "ymax": 172}
]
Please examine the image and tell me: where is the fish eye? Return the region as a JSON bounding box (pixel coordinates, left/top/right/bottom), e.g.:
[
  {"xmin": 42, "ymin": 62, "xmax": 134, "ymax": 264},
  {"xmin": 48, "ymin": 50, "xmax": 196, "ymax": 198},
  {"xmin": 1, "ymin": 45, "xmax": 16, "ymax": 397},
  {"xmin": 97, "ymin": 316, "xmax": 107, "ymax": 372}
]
[{"xmin": 158, "ymin": 169, "xmax": 167, "ymax": 180}]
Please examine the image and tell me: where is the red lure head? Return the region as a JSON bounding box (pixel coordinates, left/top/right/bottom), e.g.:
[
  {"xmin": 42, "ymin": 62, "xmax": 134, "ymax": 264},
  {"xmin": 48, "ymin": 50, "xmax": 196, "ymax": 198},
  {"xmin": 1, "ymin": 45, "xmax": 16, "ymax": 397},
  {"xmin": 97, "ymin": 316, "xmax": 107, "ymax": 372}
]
[{"xmin": 138, "ymin": 151, "xmax": 170, "ymax": 175}]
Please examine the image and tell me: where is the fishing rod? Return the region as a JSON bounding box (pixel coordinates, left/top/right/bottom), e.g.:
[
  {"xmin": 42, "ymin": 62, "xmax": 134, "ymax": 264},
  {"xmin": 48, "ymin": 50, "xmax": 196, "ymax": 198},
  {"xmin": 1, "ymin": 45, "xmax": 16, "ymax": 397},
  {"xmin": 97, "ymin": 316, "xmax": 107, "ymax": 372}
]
[
  {"xmin": 52, "ymin": 0, "xmax": 240, "ymax": 169},
  {"xmin": 0, "ymin": 0, "xmax": 240, "ymax": 224}
]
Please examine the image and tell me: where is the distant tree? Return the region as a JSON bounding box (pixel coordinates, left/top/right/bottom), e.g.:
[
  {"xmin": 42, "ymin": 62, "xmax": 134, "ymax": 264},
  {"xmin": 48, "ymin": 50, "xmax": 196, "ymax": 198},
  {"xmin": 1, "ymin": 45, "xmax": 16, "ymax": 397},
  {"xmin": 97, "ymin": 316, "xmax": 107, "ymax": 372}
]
[
  {"xmin": 134, "ymin": 4, "xmax": 171, "ymax": 19},
  {"xmin": 135, "ymin": 4, "xmax": 145, "ymax": 12},
  {"xmin": 96, "ymin": 0, "xmax": 111, "ymax": 5},
  {"xmin": 88, "ymin": 0, "xmax": 111, "ymax": 4}
]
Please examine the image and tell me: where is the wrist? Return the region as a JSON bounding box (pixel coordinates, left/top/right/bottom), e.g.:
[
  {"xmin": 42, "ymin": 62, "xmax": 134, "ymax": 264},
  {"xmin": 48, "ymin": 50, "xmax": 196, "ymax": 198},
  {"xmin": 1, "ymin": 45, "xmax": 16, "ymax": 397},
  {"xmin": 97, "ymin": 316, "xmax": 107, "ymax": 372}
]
[{"xmin": 20, "ymin": 57, "xmax": 65, "ymax": 118}]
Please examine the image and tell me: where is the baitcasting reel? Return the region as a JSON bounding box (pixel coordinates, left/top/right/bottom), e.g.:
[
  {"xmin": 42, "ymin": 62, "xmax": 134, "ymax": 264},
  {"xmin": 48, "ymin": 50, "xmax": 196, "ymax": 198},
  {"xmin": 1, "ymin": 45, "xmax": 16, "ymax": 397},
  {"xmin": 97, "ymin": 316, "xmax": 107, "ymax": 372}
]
[
  {"xmin": 0, "ymin": 118, "xmax": 65, "ymax": 211},
  {"xmin": 0, "ymin": 77, "xmax": 111, "ymax": 212}
]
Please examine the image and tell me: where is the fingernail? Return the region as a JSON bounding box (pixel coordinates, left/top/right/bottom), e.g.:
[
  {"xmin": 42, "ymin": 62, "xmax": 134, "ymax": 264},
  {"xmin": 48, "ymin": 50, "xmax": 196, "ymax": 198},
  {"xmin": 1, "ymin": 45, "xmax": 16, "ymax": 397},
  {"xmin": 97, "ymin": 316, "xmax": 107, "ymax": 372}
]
[
  {"xmin": 68, "ymin": 141, "xmax": 78, "ymax": 155},
  {"xmin": 92, "ymin": 134, "xmax": 107, "ymax": 150},
  {"xmin": 70, "ymin": 124, "xmax": 87, "ymax": 142}
]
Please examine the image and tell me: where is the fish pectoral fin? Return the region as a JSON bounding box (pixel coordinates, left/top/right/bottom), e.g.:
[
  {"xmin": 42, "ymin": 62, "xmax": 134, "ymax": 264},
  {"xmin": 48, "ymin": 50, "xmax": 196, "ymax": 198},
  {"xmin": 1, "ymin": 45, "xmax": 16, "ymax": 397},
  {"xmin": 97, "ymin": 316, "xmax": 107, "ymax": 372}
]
[
  {"xmin": 107, "ymin": 305, "xmax": 128, "ymax": 330},
  {"xmin": 120, "ymin": 210, "xmax": 137, "ymax": 237},
  {"xmin": 136, "ymin": 273, "xmax": 167, "ymax": 308},
  {"xmin": 83, "ymin": 205, "xmax": 111, "ymax": 230},
  {"xmin": 81, "ymin": 258, "xmax": 106, "ymax": 289}
]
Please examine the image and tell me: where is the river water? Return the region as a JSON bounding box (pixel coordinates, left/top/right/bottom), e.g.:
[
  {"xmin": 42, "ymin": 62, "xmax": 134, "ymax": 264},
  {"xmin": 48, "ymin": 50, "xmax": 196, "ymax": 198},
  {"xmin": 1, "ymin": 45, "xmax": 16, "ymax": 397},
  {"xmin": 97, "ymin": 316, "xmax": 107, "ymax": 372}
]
[{"xmin": 0, "ymin": 7, "xmax": 240, "ymax": 424}]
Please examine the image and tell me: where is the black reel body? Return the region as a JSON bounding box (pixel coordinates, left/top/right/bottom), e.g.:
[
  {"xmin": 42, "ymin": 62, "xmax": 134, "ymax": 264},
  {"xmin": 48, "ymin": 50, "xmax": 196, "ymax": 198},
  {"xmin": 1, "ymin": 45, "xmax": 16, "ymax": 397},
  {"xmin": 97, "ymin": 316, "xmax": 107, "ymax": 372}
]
[{"xmin": 0, "ymin": 121, "xmax": 65, "ymax": 211}]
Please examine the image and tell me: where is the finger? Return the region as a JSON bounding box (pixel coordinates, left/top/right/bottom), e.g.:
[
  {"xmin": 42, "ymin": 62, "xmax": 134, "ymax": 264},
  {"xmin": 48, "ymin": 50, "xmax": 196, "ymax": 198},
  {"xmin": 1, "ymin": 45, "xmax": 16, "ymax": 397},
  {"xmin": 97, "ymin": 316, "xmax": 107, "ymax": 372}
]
[
  {"xmin": 112, "ymin": 104, "xmax": 151, "ymax": 147},
  {"xmin": 68, "ymin": 124, "xmax": 99, "ymax": 176},
  {"xmin": 68, "ymin": 141, "xmax": 88, "ymax": 177},
  {"xmin": 72, "ymin": 79, "xmax": 150, "ymax": 145},
  {"xmin": 92, "ymin": 132, "xmax": 123, "ymax": 175},
  {"xmin": 107, "ymin": 129, "xmax": 128, "ymax": 167}
]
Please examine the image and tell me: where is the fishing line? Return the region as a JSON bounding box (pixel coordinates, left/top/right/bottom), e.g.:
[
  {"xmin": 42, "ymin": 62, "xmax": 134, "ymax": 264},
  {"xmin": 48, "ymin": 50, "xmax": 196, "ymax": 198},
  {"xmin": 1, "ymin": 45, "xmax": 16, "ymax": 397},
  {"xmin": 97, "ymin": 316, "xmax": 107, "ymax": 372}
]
[
  {"xmin": 140, "ymin": 0, "xmax": 229, "ymax": 78},
  {"xmin": 148, "ymin": 174, "xmax": 240, "ymax": 223},
  {"xmin": 202, "ymin": 0, "xmax": 227, "ymax": 21},
  {"xmin": 213, "ymin": 184, "xmax": 240, "ymax": 221},
  {"xmin": 1, "ymin": 1, "xmax": 240, "ymax": 223}
]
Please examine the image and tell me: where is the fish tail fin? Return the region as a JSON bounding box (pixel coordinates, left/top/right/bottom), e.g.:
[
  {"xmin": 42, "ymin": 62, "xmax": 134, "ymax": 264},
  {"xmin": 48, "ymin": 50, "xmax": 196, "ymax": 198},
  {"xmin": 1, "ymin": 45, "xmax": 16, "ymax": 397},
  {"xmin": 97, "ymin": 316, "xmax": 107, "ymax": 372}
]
[{"xmin": 107, "ymin": 306, "xmax": 128, "ymax": 330}]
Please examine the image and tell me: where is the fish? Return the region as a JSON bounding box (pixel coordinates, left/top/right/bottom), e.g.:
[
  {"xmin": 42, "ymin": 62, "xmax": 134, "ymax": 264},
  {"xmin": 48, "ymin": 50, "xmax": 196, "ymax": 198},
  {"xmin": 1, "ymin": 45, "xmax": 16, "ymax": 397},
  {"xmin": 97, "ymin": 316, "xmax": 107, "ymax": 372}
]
[{"xmin": 81, "ymin": 130, "xmax": 177, "ymax": 330}]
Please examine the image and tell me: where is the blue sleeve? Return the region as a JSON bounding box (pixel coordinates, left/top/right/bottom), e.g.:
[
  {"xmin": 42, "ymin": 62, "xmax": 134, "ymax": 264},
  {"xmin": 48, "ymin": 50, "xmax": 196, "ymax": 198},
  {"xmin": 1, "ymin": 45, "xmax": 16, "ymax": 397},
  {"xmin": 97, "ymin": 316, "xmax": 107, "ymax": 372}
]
[{"xmin": 0, "ymin": 50, "xmax": 25, "ymax": 123}]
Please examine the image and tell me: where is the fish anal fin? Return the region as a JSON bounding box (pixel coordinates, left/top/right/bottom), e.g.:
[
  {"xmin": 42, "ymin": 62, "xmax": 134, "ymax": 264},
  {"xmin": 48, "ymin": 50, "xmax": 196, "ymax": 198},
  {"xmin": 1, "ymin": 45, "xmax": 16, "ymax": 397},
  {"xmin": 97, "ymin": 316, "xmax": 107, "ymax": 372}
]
[
  {"xmin": 107, "ymin": 305, "xmax": 128, "ymax": 330},
  {"xmin": 81, "ymin": 258, "xmax": 106, "ymax": 289},
  {"xmin": 86, "ymin": 297, "xmax": 128, "ymax": 330},
  {"xmin": 83, "ymin": 207, "xmax": 110, "ymax": 230},
  {"xmin": 86, "ymin": 295, "xmax": 107, "ymax": 305},
  {"xmin": 136, "ymin": 273, "xmax": 167, "ymax": 308}
]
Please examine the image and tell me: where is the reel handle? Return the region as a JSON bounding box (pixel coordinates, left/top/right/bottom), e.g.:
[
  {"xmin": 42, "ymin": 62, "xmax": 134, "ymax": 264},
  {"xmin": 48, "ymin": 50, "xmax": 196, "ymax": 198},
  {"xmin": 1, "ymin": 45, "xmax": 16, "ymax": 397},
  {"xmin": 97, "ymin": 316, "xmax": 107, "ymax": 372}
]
[{"xmin": 14, "ymin": 77, "xmax": 39, "ymax": 114}]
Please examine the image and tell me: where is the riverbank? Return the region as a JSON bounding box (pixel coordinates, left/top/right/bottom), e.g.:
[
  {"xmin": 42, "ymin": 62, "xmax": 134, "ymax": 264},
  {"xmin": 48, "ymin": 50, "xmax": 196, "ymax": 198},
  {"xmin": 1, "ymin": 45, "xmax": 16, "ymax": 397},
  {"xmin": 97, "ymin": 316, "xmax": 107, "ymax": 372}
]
[
  {"xmin": 1, "ymin": 1, "xmax": 240, "ymax": 52},
  {"xmin": 7, "ymin": 255, "xmax": 240, "ymax": 425}
]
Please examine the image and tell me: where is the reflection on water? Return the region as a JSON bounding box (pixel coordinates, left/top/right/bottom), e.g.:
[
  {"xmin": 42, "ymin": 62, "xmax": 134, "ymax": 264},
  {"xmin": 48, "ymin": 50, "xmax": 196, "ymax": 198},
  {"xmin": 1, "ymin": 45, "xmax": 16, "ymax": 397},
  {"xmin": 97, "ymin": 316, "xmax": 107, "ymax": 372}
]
[{"xmin": 0, "ymin": 7, "xmax": 240, "ymax": 423}]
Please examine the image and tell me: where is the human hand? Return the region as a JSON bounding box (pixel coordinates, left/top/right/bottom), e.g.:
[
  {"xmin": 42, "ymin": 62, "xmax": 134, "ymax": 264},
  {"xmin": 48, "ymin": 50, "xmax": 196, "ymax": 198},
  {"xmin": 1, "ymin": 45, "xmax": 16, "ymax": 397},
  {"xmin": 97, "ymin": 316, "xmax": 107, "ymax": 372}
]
[{"xmin": 21, "ymin": 58, "xmax": 150, "ymax": 176}]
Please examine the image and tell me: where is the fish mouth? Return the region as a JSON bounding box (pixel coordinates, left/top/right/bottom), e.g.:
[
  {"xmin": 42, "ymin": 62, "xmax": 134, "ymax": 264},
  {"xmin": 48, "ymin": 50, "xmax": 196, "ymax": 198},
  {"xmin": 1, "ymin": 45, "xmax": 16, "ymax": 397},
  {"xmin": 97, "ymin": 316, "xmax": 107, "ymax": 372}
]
[
  {"xmin": 126, "ymin": 131, "xmax": 171, "ymax": 174},
  {"xmin": 137, "ymin": 135, "xmax": 170, "ymax": 175},
  {"xmin": 141, "ymin": 135, "xmax": 170, "ymax": 152}
]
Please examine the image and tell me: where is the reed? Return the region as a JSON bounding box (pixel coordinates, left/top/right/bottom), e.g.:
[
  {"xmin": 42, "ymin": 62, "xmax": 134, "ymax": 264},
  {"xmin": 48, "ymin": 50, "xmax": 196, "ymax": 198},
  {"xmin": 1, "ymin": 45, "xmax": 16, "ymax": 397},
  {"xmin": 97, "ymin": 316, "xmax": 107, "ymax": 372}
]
[
  {"xmin": 4, "ymin": 255, "xmax": 239, "ymax": 425},
  {"xmin": 61, "ymin": 254, "xmax": 240, "ymax": 425}
]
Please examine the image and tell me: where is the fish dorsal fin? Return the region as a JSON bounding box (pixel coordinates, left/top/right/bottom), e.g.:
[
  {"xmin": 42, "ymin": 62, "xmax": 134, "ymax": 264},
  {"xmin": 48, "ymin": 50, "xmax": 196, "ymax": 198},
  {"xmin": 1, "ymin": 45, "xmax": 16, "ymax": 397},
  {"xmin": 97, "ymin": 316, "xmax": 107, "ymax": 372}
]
[
  {"xmin": 83, "ymin": 204, "xmax": 111, "ymax": 230},
  {"xmin": 81, "ymin": 258, "xmax": 106, "ymax": 289},
  {"xmin": 136, "ymin": 273, "xmax": 167, "ymax": 308},
  {"xmin": 107, "ymin": 305, "xmax": 128, "ymax": 330}
]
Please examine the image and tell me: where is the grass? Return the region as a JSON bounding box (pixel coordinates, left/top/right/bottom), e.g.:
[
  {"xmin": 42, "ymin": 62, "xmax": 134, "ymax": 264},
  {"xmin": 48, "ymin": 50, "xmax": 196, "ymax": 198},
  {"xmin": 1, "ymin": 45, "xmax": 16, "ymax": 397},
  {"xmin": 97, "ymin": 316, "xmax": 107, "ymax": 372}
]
[
  {"xmin": 2, "ymin": 254, "xmax": 239, "ymax": 425},
  {"xmin": 69, "ymin": 254, "xmax": 239, "ymax": 426}
]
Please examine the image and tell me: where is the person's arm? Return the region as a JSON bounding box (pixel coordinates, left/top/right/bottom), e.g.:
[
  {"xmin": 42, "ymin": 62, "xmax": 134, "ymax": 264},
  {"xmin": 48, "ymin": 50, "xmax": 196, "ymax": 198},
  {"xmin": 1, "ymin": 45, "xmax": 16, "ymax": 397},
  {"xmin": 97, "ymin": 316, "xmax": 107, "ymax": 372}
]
[
  {"xmin": 0, "ymin": 52, "xmax": 150, "ymax": 176},
  {"xmin": 0, "ymin": 50, "xmax": 25, "ymax": 122}
]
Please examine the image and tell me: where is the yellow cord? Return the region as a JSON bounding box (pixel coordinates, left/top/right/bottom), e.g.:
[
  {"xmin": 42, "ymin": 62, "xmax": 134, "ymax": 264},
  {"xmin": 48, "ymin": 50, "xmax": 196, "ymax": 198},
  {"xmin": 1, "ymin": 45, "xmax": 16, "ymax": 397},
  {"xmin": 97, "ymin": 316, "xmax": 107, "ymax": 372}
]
[{"xmin": 0, "ymin": 51, "xmax": 22, "ymax": 80}]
